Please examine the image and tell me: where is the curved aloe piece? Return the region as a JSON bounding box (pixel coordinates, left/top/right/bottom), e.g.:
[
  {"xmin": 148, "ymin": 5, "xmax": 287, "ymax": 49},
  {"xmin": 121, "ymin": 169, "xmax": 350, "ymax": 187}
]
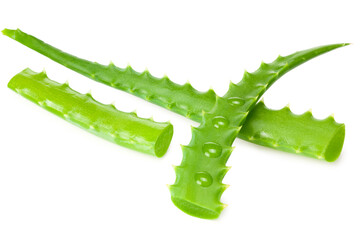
[
  {"xmin": 8, "ymin": 68, "xmax": 173, "ymax": 157},
  {"xmin": 170, "ymin": 43, "xmax": 348, "ymax": 219},
  {"xmin": 2, "ymin": 28, "xmax": 345, "ymax": 161}
]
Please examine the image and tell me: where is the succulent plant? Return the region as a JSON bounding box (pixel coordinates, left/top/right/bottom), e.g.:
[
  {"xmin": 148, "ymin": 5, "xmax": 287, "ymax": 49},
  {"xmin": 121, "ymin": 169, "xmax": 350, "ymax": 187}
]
[{"xmin": 1, "ymin": 29, "xmax": 345, "ymax": 162}]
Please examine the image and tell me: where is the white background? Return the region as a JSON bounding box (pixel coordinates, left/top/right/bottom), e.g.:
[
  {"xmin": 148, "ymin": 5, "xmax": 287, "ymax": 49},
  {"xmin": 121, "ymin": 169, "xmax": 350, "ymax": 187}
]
[{"xmin": 0, "ymin": 1, "xmax": 359, "ymax": 239}]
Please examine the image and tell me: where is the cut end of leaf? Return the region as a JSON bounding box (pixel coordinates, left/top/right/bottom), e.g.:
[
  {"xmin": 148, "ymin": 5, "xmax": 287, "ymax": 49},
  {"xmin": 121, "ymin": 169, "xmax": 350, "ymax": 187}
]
[
  {"xmin": 324, "ymin": 124, "xmax": 345, "ymax": 162},
  {"xmin": 171, "ymin": 196, "xmax": 220, "ymax": 220},
  {"xmin": 154, "ymin": 123, "xmax": 174, "ymax": 157}
]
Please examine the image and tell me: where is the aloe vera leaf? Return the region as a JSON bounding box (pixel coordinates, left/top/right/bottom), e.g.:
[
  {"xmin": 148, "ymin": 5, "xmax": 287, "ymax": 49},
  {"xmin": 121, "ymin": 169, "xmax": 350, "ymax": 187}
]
[
  {"xmin": 8, "ymin": 68, "xmax": 174, "ymax": 157},
  {"xmin": 2, "ymin": 28, "xmax": 345, "ymax": 161},
  {"xmin": 243, "ymin": 101, "xmax": 345, "ymax": 162},
  {"xmin": 170, "ymin": 43, "xmax": 348, "ymax": 219}
]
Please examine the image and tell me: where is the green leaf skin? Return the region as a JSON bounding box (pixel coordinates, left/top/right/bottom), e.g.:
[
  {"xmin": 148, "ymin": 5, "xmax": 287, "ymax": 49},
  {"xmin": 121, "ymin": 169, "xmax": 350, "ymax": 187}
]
[
  {"xmin": 2, "ymin": 28, "xmax": 346, "ymax": 162},
  {"xmin": 170, "ymin": 43, "xmax": 348, "ymax": 219},
  {"xmin": 8, "ymin": 68, "xmax": 174, "ymax": 157}
]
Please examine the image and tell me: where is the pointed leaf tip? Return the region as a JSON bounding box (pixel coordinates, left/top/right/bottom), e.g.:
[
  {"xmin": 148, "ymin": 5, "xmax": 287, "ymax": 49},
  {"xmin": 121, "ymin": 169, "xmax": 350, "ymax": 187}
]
[{"xmin": 2, "ymin": 28, "xmax": 15, "ymax": 37}]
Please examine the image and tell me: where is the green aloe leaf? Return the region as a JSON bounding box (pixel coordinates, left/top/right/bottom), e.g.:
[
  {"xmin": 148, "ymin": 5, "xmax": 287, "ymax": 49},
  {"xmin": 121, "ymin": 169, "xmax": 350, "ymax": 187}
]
[{"xmin": 8, "ymin": 68, "xmax": 173, "ymax": 157}]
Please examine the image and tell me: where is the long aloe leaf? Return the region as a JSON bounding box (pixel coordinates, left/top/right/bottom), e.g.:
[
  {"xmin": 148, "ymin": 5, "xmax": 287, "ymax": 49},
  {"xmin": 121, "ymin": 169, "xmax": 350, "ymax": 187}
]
[
  {"xmin": 8, "ymin": 68, "xmax": 174, "ymax": 157},
  {"xmin": 170, "ymin": 43, "xmax": 348, "ymax": 219},
  {"xmin": 2, "ymin": 28, "xmax": 345, "ymax": 161}
]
